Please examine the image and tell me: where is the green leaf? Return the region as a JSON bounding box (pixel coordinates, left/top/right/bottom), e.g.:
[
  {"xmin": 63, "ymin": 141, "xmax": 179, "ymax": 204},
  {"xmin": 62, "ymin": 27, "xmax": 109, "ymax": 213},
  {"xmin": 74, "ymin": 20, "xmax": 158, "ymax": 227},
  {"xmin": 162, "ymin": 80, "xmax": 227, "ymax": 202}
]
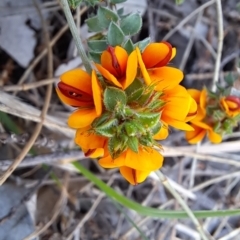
[
  {"xmin": 94, "ymin": 118, "xmax": 118, "ymax": 137},
  {"xmin": 110, "ymin": 0, "xmax": 127, "ymax": 3},
  {"xmin": 137, "ymin": 112, "xmax": 161, "ymax": 128},
  {"xmin": 120, "ymin": 13, "xmax": 142, "ymax": 36},
  {"xmin": 104, "ymin": 87, "xmax": 127, "ymax": 111},
  {"xmin": 73, "ymin": 162, "xmax": 240, "ymax": 219},
  {"xmin": 125, "ymin": 78, "xmax": 144, "ymax": 103},
  {"xmin": 88, "ymin": 40, "xmax": 108, "ymax": 52},
  {"xmin": 123, "ymin": 38, "xmax": 134, "ymax": 54},
  {"xmin": 98, "ymin": 6, "xmax": 119, "ymax": 28},
  {"xmin": 135, "ymin": 37, "xmax": 150, "ymax": 52},
  {"xmin": 107, "ymin": 22, "xmax": 125, "ymax": 46},
  {"xmin": 127, "ymin": 136, "xmax": 139, "ymax": 153},
  {"xmin": 85, "ymin": 16, "xmax": 104, "ymax": 32}
]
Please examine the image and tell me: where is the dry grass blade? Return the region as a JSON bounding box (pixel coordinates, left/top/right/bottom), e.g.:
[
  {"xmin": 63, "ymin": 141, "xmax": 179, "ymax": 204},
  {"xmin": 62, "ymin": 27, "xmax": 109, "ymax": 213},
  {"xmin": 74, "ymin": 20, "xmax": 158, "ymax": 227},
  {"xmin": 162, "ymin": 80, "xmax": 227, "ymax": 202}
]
[{"xmin": 0, "ymin": 1, "xmax": 53, "ymax": 185}]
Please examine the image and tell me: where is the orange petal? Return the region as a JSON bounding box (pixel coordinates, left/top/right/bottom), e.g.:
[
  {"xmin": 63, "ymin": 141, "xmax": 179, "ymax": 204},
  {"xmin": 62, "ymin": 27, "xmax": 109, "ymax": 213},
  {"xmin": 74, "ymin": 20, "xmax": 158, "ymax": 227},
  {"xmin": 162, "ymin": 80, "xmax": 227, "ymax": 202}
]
[
  {"xmin": 162, "ymin": 85, "xmax": 191, "ymax": 121},
  {"xmin": 56, "ymin": 88, "xmax": 93, "ymax": 107},
  {"xmin": 162, "ymin": 116, "xmax": 194, "ymax": 131},
  {"xmin": 185, "ymin": 97, "xmax": 198, "ymax": 122},
  {"xmin": 95, "ymin": 64, "xmax": 122, "ymax": 88},
  {"xmin": 101, "ymin": 51, "xmax": 118, "ymax": 76},
  {"xmin": 154, "ymin": 124, "xmax": 169, "ymax": 140},
  {"xmin": 83, "ymin": 148, "xmax": 104, "ymax": 158},
  {"xmin": 75, "ymin": 127, "xmax": 106, "ymax": 149},
  {"xmin": 92, "ymin": 70, "xmax": 102, "ymax": 116},
  {"xmin": 142, "ymin": 42, "xmax": 172, "ymax": 68},
  {"xmin": 208, "ymin": 130, "xmax": 222, "ymax": 143},
  {"xmin": 187, "ymin": 89, "xmax": 201, "ymax": 103},
  {"xmin": 136, "ymin": 47, "xmax": 151, "ymax": 85},
  {"xmin": 68, "ymin": 108, "xmax": 98, "ymax": 128},
  {"xmin": 200, "ymin": 89, "xmax": 207, "ymax": 109},
  {"xmin": 60, "ymin": 69, "xmax": 92, "ymax": 95},
  {"xmin": 115, "ymin": 46, "xmax": 128, "ymax": 74},
  {"xmin": 119, "ymin": 166, "xmax": 151, "ymax": 185},
  {"xmin": 149, "ymin": 67, "xmax": 183, "ymax": 91},
  {"xmin": 186, "ymin": 125, "xmax": 206, "ymax": 144},
  {"xmin": 190, "ymin": 121, "xmax": 211, "ymax": 130},
  {"xmin": 114, "ymin": 148, "xmax": 163, "ymax": 171},
  {"xmin": 123, "ymin": 50, "xmax": 138, "ymax": 89},
  {"xmin": 98, "ymin": 153, "xmax": 126, "ymax": 168}
]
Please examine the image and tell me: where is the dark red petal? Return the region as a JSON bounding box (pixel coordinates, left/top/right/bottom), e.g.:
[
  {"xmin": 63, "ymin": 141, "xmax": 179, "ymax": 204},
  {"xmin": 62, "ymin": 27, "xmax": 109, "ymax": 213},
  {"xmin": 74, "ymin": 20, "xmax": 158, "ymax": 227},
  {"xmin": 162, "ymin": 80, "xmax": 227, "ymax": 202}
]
[{"xmin": 58, "ymin": 82, "xmax": 93, "ymax": 103}]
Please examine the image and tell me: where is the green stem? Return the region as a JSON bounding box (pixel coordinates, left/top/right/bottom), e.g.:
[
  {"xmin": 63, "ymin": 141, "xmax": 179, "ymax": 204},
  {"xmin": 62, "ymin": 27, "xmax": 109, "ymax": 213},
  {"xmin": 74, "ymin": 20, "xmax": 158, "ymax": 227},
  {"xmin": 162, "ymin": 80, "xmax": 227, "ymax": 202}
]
[
  {"xmin": 155, "ymin": 170, "xmax": 210, "ymax": 240},
  {"xmin": 59, "ymin": 0, "xmax": 92, "ymax": 73}
]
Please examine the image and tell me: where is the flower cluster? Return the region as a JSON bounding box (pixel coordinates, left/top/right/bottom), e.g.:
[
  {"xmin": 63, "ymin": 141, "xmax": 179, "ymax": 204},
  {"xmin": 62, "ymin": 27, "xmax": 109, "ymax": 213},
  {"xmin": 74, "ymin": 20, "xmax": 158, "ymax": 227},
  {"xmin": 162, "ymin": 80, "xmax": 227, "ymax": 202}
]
[
  {"xmin": 186, "ymin": 84, "xmax": 240, "ymax": 144},
  {"xmin": 56, "ymin": 42, "xmax": 197, "ymax": 184}
]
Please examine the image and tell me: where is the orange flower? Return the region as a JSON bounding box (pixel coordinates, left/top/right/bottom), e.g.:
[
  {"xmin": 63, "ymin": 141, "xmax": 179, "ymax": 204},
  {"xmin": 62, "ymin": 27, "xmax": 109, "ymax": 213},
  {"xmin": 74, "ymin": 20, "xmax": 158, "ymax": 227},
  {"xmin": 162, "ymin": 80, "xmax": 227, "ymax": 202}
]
[
  {"xmin": 98, "ymin": 147, "xmax": 163, "ymax": 185},
  {"xmin": 186, "ymin": 121, "xmax": 222, "ymax": 144},
  {"xmin": 95, "ymin": 46, "xmax": 138, "ymax": 89},
  {"xmin": 56, "ymin": 69, "xmax": 102, "ymax": 128},
  {"xmin": 186, "ymin": 89, "xmax": 222, "ymax": 144},
  {"xmin": 135, "ymin": 42, "xmax": 197, "ymax": 131},
  {"xmin": 220, "ymin": 96, "xmax": 240, "ymax": 117},
  {"xmin": 161, "ymin": 85, "xmax": 197, "ymax": 131}
]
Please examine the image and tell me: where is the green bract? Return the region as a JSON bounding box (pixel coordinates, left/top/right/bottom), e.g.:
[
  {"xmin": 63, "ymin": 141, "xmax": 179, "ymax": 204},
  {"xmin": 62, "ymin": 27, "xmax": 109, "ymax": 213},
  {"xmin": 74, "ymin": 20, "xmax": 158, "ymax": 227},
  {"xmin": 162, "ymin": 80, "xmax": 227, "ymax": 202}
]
[{"xmin": 91, "ymin": 81, "xmax": 165, "ymax": 159}]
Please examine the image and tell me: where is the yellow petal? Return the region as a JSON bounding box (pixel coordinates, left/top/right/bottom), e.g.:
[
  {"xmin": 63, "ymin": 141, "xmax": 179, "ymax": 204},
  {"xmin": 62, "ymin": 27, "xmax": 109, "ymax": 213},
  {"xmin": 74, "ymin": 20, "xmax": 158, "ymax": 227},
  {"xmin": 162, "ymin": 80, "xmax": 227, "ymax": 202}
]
[
  {"xmin": 60, "ymin": 69, "xmax": 92, "ymax": 95},
  {"xmin": 170, "ymin": 47, "xmax": 176, "ymax": 60},
  {"xmin": 92, "ymin": 70, "xmax": 102, "ymax": 116},
  {"xmin": 123, "ymin": 50, "xmax": 138, "ymax": 89},
  {"xmin": 136, "ymin": 47, "xmax": 151, "ymax": 85},
  {"xmin": 68, "ymin": 108, "xmax": 98, "ymax": 128},
  {"xmin": 154, "ymin": 124, "xmax": 169, "ymax": 140},
  {"xmin": 119, "ymin": 166, "xmax": 151, "ymax": 185},
  {"xmin": 75, "ymin": 127, "xmax": 106, "ymax": 149},
  {"xmin": 208, "ymin": 130, "xmax": 222, "ymax": 143},
  {"xmin": 150, "ymin": 67, "xmax": 183, "ymax": 91},
  {"xmin": 95, "ymin": 64, "xmax": 122, "ymax": 88},
  {"xmin": 56, "ymin": 88, "xmax": 93, "ymax": 107},
  {"xmin": 142, "ymin": 42, "xmax": 172, "ymax": 68}
]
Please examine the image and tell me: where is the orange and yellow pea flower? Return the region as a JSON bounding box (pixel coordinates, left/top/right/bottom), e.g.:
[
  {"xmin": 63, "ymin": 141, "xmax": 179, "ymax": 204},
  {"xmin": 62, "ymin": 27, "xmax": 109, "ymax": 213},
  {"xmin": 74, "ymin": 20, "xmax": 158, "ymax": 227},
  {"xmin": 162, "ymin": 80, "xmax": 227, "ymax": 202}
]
[
  {"xmin": 220, "ymin": 96, "xmax": 240, "ymax": 117},
  {"xmin": 136, "ymin": 42, "xmax": 197, "ymax": 131},
  {"xmin": 186, "ymin": 89, "xmax": 222, "ymax": 144},
  {"xmin": 56, "ymin": 69, "xmax": 102, "ymax": 129},
  {"xmin": 95, "ymin": 46, "xmax": 138, "ymax": 90},
  {"xmin": 99, "ymin": 147, "xmax": 164, "ymax": 185}
]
